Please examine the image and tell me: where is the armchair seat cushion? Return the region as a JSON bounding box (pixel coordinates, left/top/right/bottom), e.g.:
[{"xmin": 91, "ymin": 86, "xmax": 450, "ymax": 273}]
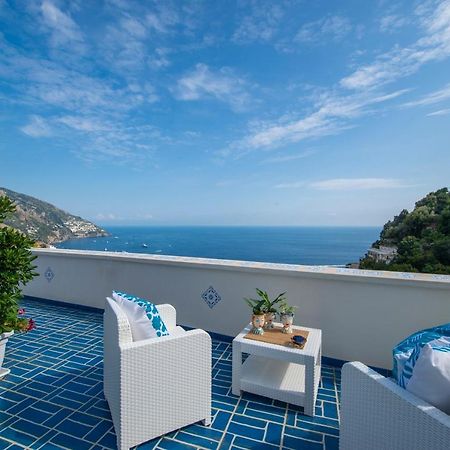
[{"xmin": 112, "ymin": 291, "xmax": 169, "ymax": 341}]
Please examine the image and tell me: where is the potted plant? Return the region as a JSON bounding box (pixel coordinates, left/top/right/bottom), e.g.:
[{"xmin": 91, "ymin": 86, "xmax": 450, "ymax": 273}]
[
  {"xmin": 278, "ymin": 301, "xmax": 297, "ymax": 334},
  {"xmin": 0, "ymin": 195, "xmax": 37, "ymax": 379},
  {"xmin": 249, "ymin": 289, "xmax": 286, "ymax": 330},
  {"xmin": 244, "ymin": 296, "xmax": 266, "ymax": 335}
]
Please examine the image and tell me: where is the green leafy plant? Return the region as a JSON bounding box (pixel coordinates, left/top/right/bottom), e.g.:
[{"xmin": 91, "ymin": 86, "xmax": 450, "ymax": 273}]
[
  {"xmin": 256, "ymin": 289, "xmax": 286, "ymax": 313},
  {"xmin": 244, "ymin": 289, "xmax": 287, "ymax": 315},
  {"xmin": 0, "ymin": 195, "xmax": 37, "ymax": 334},
  {"xmin": 243, "ymin": 297, "xmax": 266, "ymax": 315},
  {"xmin": 278, "ymin": 300, "xmax": 297, "ymax": 316}
]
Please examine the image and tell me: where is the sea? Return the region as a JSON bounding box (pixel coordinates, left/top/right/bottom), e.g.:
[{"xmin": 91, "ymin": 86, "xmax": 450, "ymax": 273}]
[{"xmin": 56, "ymin": 226, "xmax": 381, "ymax": 266}]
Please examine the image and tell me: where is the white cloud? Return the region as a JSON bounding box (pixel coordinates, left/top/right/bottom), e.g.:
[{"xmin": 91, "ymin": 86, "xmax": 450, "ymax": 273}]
[
  {"xmin": 120, "ymin": 16, "xmax": 147, "ymax": 38},
  {"xmin": 427, "ymin": 108, "xmax": 450, "ymax": 116},
  {"xmin": 57, "ymin": 116, "xmax": 109, "ymax": 132},
  {"xmin": 233, "ymin": 2, "xmax": 284, "ymax": 44},
  {"xmin": 41, "ymin": 0, "xmax": 84, "ymax": 47},
  {"xmin": 310, "ymin": 178, "xmax": 409, "ymax": 190},
  {"xmin": 145, "ymin": 2, "xmax": 180, "ymax": 34},
  {"xmin": 275, "ymin": 181, "xmax": 306, "ymax": 189},
  {"xmin": 402, "ymin": 83, "xmax": 450, "ymax": 107},
  {"xmin": 221, "ymin": 2, "xmax": 450, "ymax": 157},
  {"xmin": 379, "ymin": 14, "xmax": 410, "ymax": 33},
  {"xmin": 296, "ymin": 15, "xmax": 352, "ymax": 43},
  {"xmin": 172, "ymin": 63, "xmax": 250, "ymax": 110},
  {"xmin": 341, "ymin": 0, "xmax": 450, "ymax": 90},
  {"xmin": 239, "ymin": 89, "xmax": 407, "ymax": 150},
  {"xmin": 262, "ymin": 149, "xmax": 316, "ymax": 164},
  {"xmin": 20, "ymin": 115, "xmax": 52, "ymax": 137}
]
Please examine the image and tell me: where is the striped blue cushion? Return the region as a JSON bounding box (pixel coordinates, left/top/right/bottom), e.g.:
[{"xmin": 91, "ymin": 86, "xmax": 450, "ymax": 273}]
[{"xmin": 393, "ymin": 323, "xmax": 450, "ymax": 387}]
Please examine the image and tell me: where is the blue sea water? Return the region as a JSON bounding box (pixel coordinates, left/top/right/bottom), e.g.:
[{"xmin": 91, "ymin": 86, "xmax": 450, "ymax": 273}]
[{"xmin": 56, "ymin": 226, "xmax": 380, "ymax": 266}]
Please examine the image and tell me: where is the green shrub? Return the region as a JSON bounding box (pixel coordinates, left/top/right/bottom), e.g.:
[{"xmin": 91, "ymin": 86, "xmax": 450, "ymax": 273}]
[{"xmin": 0, "ymin": 195, "xmax": 38, "ymax": 333}]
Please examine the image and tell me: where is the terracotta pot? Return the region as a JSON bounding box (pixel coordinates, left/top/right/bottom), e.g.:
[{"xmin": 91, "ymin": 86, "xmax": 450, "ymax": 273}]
[
  {"xmin": 264, "ymin": 312, "xmax": 275, "ymax": 329},
  {"xmin": 251, "ymin": 314, "xmax": 265, "ymax": 335},
  {"xmin": 0, "ymin": 331, "xmax": 13, "ymax": 379},
  {"xmin": 280, "ymin": 313, "xmax": 294, "ymax": 334}
]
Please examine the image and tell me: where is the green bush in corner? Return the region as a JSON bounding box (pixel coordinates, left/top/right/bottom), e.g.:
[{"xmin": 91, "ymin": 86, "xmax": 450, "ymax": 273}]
[{"xmin": 0, "ymin": 195, "xmax": 37, "ymax": 333}]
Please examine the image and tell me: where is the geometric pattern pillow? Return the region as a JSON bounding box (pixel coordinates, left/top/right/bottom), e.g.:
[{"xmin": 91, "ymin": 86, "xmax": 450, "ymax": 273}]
[
  {"xmin": 393, "ymin": 323, "xmax": 450, "ymax": 385},
  {"xmin": 112, "ymin": 291, "xmax": 169, "ymax": 340}
]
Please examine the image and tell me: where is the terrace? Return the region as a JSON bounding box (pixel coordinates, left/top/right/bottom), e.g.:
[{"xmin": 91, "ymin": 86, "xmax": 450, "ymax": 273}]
[{"xmin": 1, "ymin": 248, "xmax": 449, "ymax": 449}]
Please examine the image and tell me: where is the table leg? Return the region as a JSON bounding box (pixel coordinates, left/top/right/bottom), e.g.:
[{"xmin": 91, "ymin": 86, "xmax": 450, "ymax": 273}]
[
  {"xmin": 232, "ymin": 340, "xmax": 242, "ymax": 396},
  {"xmin": 304, "ymin": 355, "xmax": 315, "ymax": 416}
]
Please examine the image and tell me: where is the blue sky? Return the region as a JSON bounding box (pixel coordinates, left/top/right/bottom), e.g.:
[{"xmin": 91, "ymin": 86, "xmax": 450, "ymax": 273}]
[{"xmin": 0, "ymin": 0, "xmax": 449, "ymax": 226}]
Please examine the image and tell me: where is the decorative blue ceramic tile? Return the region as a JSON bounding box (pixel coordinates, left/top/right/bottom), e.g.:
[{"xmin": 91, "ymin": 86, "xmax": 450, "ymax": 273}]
[
  {"xmin": 0, "ymin": 296, "xmax": 341, "ymax": 450},
  {"xmin": 44, "ymin": 267, "xmax": 54, "ymax": 283},
  {"xmin": 201, "ymin": 286, "xmax": 221, "ymax": 309}
]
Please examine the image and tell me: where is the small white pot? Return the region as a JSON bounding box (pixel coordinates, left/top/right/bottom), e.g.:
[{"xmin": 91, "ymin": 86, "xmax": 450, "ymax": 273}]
[
  {"xmin": 0, "ymin": 331, "xmax": 13, "ymax": 379},
  {"xmin": 264, "ymin": 312, "xmax": 276, "ymax": 329},
  {"xmin": 280, "ymin": 314, "xmax": 294, "ymax": 334}
]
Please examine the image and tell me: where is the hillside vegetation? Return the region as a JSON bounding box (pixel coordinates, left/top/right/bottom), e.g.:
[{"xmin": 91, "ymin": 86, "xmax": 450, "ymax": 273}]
[
  {"xmin": 360, "ymin": 188, "xmax": 450, "ymax": 274},
  {"xmin": 0, "ymin": 187, "xmax": 109, "ymax": 245}
]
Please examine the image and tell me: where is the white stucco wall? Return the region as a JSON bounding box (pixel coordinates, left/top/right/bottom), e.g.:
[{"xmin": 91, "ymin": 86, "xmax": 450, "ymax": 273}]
[{"xmin": 24, "ymin": 249, "xmax": 450, "ymax": 369}]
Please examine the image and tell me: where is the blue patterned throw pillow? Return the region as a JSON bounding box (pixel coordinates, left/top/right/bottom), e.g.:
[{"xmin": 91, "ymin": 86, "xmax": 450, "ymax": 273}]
[
  {"xmin": 112, "ymin": 291, "xmax": 169, "ymax": 341},
  {"xmin": 393, "ymin": 323, "xmax": 450, "ymax": 386}
]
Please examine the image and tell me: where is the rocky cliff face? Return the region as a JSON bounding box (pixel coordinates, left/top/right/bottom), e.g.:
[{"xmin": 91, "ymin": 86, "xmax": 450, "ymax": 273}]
[{"xmin": 0, "ymin": 187, "xmax": 109, "ymax": 245}]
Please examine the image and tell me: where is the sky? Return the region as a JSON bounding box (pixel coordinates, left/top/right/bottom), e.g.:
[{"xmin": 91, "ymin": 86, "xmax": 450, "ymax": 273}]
[{"xmin": 0, "ymin": 0, "xmax": 449, "ymax": 226}]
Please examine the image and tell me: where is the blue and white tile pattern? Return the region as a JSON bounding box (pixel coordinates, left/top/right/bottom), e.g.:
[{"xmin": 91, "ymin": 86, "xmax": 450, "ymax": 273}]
[
  {"xmin": 0, "ymin": 298, "xmax": 340, "ymax": 449},
  {"xmin": 202, "ymin": 286, "xmax": 222, "ymax": 309}
]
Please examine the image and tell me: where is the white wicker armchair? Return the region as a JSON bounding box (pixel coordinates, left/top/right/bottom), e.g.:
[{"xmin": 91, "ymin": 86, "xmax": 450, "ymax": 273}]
[
  {"xmin": 103, "ymin": 297, "xmax": 211, "ymax": 450},
  {"xmin": 340, "ymin": 361, "xmax": 450, "ymax": 450}
]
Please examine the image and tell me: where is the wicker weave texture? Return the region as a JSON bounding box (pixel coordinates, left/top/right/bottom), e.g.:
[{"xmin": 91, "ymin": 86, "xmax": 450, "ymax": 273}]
[
  {"xmin": 340, "ymin": 361, "xmax": 450, "ymax": 450},
  {"xmin": 104, "ymin": 298, "xmax": 211, "ymax": 450}
]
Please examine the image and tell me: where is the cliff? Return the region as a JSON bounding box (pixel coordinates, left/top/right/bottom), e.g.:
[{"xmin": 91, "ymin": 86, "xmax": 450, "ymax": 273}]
[
  {"xmin": 360, "ymin": 187, "xmax": 450, "ymax": 274},
  {"xmin": 0, "ymin": 187, "xmax": 110, "ymax": 245}
]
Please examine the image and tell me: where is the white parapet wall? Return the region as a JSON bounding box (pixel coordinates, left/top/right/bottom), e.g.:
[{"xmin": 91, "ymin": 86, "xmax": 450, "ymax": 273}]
[{"xmin": 25, "ymin": 248, "xmax": 450, "ymax": 369}]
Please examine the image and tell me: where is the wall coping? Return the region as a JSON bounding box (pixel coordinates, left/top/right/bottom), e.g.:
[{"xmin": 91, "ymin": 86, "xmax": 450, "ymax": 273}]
[{"xmin": 32, "ymin": 248, "xmax": 450, "ymax": 289}]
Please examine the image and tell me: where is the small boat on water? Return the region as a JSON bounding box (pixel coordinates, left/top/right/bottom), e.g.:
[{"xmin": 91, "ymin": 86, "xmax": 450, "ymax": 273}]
[{"xmin": 142, "ymin": 243, "xmax": 148, "ymax": 248}]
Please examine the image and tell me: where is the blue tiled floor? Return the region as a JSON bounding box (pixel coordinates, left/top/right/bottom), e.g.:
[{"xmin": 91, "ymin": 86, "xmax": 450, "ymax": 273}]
[{"xmin": 0, "ymin": 298, "xmax": 341, "ymax": 449}]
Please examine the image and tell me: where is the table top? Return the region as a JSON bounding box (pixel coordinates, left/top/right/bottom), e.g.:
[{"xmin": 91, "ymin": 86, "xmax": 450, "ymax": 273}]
[{"xmin": 234, "ymin": 322, "xmax": 322, "ymax": 358}]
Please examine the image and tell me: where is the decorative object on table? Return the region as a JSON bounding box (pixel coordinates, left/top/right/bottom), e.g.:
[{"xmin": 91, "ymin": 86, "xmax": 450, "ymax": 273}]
[
  {"xmin": 244, "ymin": 326, "xmax": 309, "ymax": 349},
  {"xmin": 246, "ymin": 289, "xmax": 287, "ymax": 330},
  {"xmin": 291, "ymin": 334, "xmax": 307, "ymax": 348},
  {"xmin": 261, "ymin": 289, "xmax": 286, "ymax": 330},
  {"xmin": 0, "ymin": 195, "xmax": 37, "ymax": 379},
  {"xmin": 278, "ymin": 301, "xmax": 297, "ymax": 334},
  {"xmin": 244, "ymin": 295, "xmax": 266, "ymax": 335}
]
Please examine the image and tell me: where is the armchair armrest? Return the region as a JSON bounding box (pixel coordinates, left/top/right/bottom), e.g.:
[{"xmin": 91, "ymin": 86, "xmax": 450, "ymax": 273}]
[
  {"xmin": 340, "ymin": 361, "xmax": 450, "ymax": 450},
  {"xmin": 156, "ymin": 303, "xmax": 176, "ymax": 330}
]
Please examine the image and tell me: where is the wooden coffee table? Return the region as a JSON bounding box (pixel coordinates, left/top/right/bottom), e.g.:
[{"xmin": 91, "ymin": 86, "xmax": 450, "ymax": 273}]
[{"xmin": 232, "ymin": 322, "xmax": 322, "ymax": 416}]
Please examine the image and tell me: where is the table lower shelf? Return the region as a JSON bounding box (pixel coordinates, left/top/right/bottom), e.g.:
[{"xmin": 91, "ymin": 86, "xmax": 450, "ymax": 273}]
[{"xmin": 240, "ymin": 355, "xmax": 315, "ymax": 407}]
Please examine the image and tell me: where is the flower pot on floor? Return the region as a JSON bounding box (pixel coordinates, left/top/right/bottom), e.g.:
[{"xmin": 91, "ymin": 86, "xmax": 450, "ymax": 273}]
[{"xmin": 0, "ymin": 331, "xmax": 13, "ymax": 379}]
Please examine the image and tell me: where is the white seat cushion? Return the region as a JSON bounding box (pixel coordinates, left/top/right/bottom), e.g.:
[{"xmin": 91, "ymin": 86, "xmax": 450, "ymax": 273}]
[{"xmin": 406, "ymin": 337, "xmax": 450, "ymax": 414}]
